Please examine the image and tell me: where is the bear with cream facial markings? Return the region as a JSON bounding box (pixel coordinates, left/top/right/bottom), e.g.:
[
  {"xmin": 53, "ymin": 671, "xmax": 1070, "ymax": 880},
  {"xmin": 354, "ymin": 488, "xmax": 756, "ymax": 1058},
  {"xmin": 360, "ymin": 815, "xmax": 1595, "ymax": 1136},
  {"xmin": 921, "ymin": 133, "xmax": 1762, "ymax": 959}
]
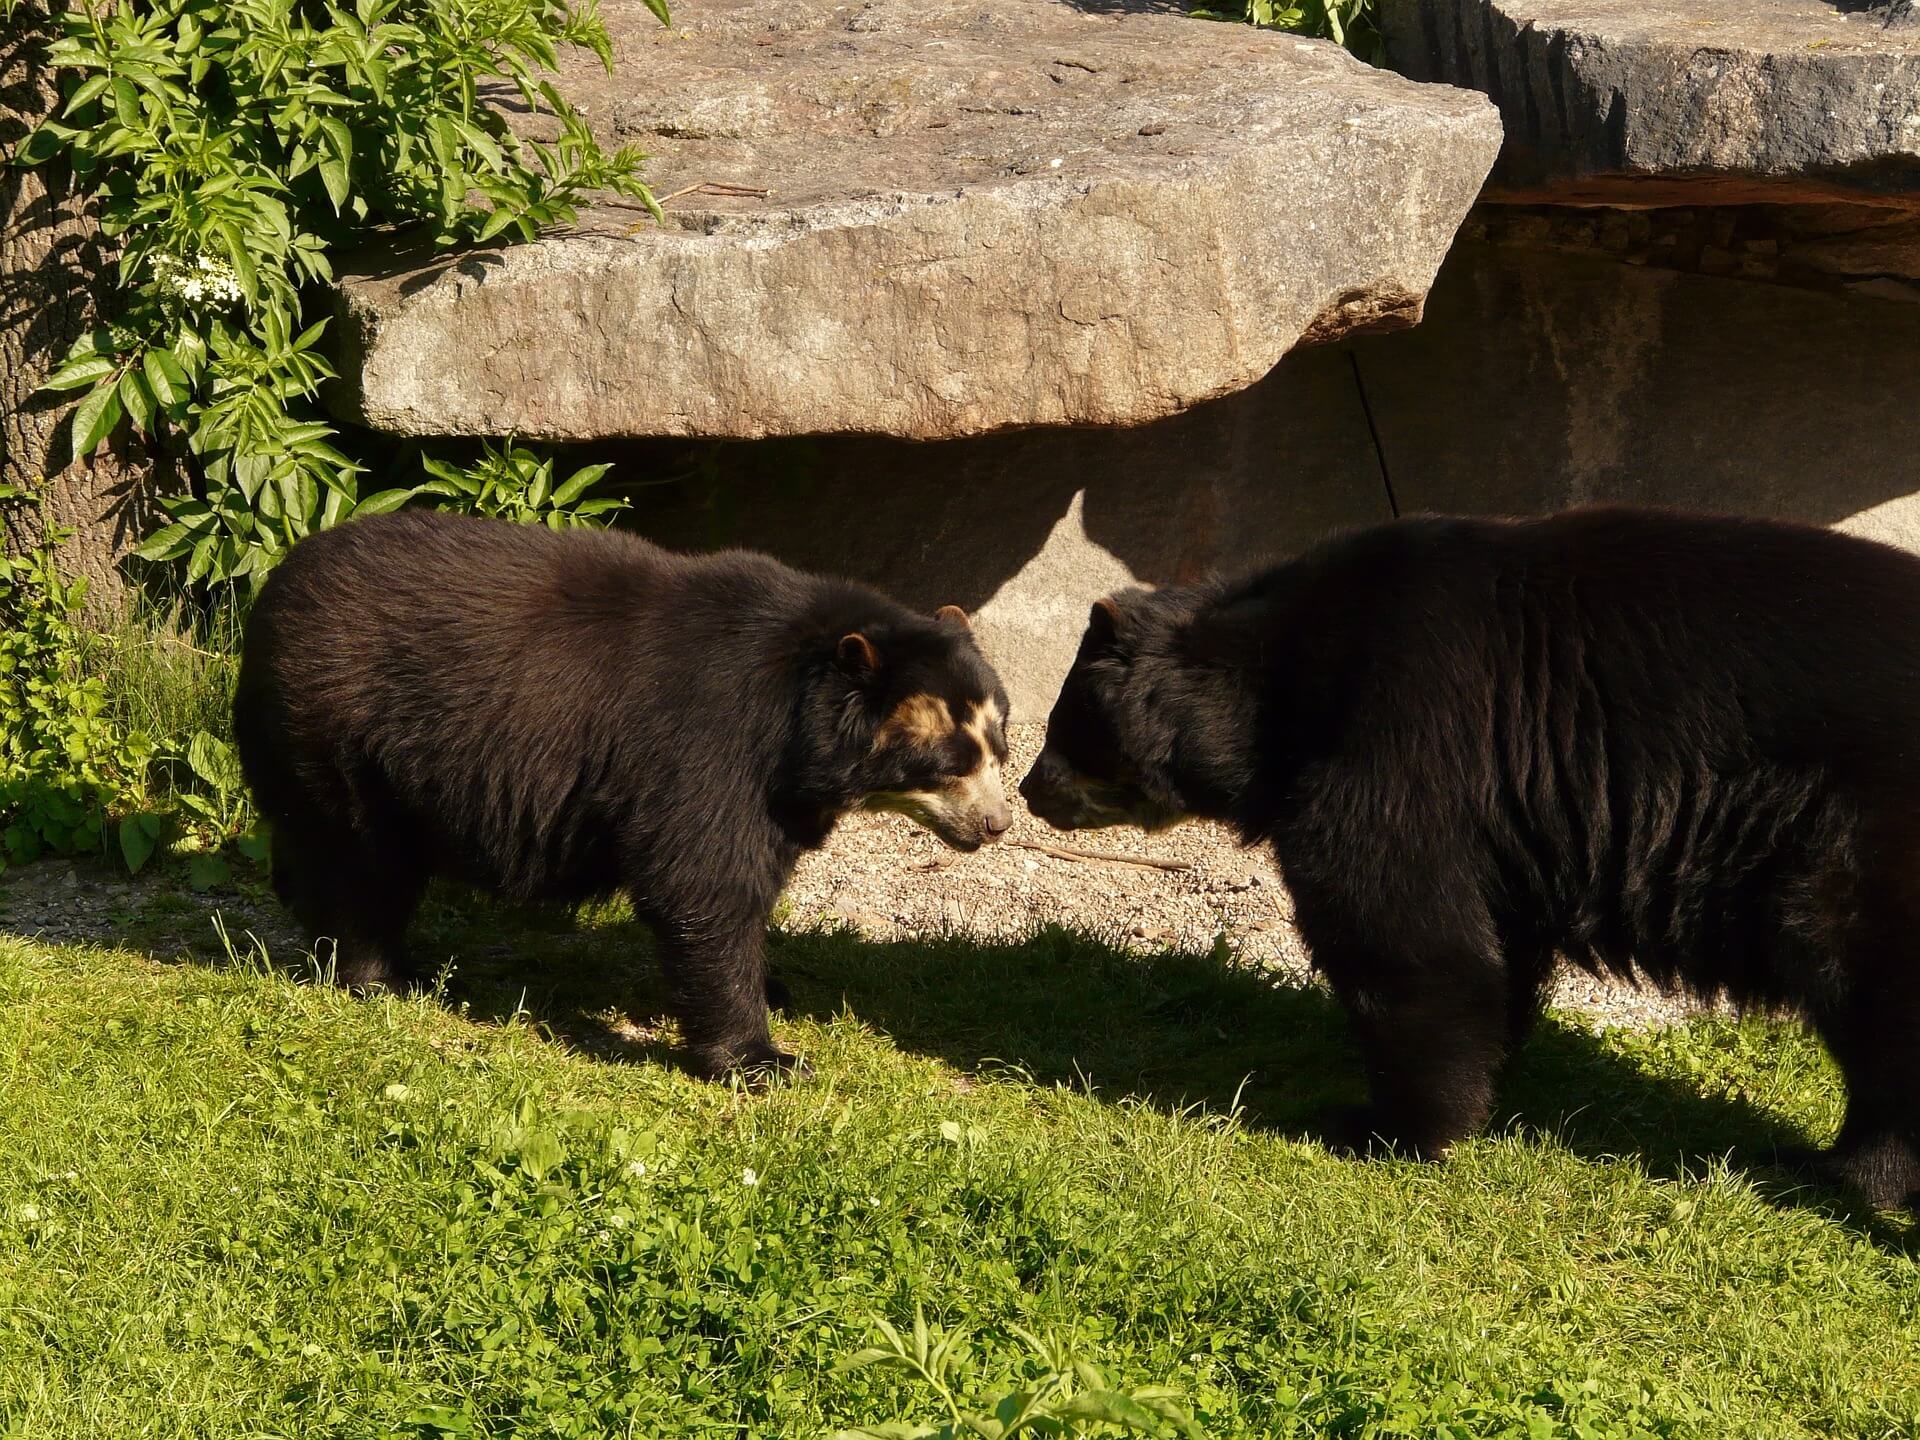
[
  {"xmin": 234, "ymin": 510, "xmax": 1011, "ymax": 1081},
  {"xmin": 1022, "ymin": 507, "xmax": 1920, "ymax": 1211}
]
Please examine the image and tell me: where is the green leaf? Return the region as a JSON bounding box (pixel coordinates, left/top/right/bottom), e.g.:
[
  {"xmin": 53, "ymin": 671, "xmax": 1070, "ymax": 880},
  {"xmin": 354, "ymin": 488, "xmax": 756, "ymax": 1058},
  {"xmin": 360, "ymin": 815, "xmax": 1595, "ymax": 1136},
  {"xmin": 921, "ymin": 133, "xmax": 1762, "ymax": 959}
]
[
  {"xmin": 1057, "ymin": 1392, "xmax": 1169, "ymax": 1430},
  {"xmin": 118, "ymin": 366, "xmax": 156, "ymax": 433},
  {"xmin": 188, "ymin": 853, "xmax": 232, "ymax": 891},
  {"xmin": 567, "ymin": 497, "xmax": 626, "ymax": 518},
  {"xmin": 143, "ymin": 348, "xmax": 190, "ymax": 410},
  {"xmin": 401, "ymin": 1406, "xmax": 473, "ymax": 1436},
  {"xmin": 642, "ymin": 0, "xmax": 671, "ymax": 24},
  {"xmin": 475, "ymin": 205, "xmax": 522, "ymax": 243},
  {"xmin": 62, "ymin": 75, "xmax": 111, "ymax": 116},
  {"xmin": 548, "ymin": 462, "xmax": 612, "ymax": 507},
  {"xmin": 352, "ymin": 488, "xmax": 416, "ymax": 517},
  {"xmin": 188, "ymin": 730, "xmax": 241, "ymax": 791},
  {"xmin": 15, "ymin": 123, "xmax": 71, "ymax": 166},
  {"xmin": 69, "ymin": 379, "xmax": 123, "ymax": 457},
  {"xmin": 516, "ymin": 1130, "xmax": 566, "ymax": 1180},
  {"xmin": 420, "ymin": 457, "xmax": 478, "ymax": 491},
  {"xmin": 118, "ymin": 812, "xmax": 163, "ymax": 874},
  {"xmin": 185, "ymin": 531, "xmax": 219, "ymax": 586},
  {"xmin": 834, "ymin": 1348, "xmax": 898, "ymax": 1373},
  {"xmin": 131, "ymin": 520, "xmax": 201, "ymax": 562},
  {"xmin": 39, "ymin": 354, "xmax": 118, "ymax": 393},
  {"xmin": 318, "ymin": 155, "xmax": 349, "ymax": 211},
  {"xmin": 218, "ymin": 223, "xmax": 258, "ymax": 302},
  {"xmin": 111, "ymin": 75, "xmax": 140, "ymax": 128}
]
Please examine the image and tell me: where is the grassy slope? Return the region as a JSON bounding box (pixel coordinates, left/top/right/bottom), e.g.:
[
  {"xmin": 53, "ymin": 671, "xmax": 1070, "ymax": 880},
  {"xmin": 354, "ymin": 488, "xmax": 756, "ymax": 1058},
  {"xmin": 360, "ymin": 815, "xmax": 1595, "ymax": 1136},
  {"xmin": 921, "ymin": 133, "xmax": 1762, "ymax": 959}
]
[{"xmin": 0, "ymin": 897, "xmax": 1916, "ymax": 1439}]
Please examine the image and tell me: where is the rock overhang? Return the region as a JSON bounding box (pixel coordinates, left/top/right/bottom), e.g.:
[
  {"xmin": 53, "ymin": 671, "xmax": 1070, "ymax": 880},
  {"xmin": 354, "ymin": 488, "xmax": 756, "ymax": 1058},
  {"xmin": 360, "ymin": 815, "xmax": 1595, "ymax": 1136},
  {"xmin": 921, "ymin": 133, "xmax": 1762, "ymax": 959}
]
[{"xmin": 326, "ymin": 0, "xmax": 1502, "ymax": 442}]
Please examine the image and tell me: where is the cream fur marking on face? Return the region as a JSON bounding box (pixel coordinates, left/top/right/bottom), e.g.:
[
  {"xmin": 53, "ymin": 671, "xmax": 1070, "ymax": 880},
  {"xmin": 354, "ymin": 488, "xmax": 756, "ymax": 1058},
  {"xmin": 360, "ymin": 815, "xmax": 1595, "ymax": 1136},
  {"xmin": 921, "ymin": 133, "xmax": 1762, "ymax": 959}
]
[
  {"xmin": 865, "ymin": 698, "xmax": 1009, "ymax": 849},
  {"xmin": 875, "ymin": 693, "xmax": 953, "ymax": 749}
]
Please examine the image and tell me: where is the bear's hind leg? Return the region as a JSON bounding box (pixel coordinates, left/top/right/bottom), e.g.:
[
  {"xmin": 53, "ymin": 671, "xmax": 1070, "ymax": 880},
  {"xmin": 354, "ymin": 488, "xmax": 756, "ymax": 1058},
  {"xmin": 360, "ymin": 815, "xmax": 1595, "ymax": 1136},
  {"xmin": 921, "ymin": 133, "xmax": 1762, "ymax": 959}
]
[
  {"xmin": 1817, "ymin": 987, "xmax": 1920, "ymax": 1213},
  {"xmin": 1790, "ymin": 857, "xmax": 1920, "ymax": 1212}
]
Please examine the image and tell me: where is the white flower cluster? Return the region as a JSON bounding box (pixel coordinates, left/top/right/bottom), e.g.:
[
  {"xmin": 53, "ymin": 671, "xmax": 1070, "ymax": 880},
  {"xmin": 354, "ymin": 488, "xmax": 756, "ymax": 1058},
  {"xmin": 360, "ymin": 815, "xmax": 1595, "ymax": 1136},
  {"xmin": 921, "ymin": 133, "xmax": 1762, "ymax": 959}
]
[{"xmin": 152, "ymin": 251, "xmax": 244, "ymax": 308}]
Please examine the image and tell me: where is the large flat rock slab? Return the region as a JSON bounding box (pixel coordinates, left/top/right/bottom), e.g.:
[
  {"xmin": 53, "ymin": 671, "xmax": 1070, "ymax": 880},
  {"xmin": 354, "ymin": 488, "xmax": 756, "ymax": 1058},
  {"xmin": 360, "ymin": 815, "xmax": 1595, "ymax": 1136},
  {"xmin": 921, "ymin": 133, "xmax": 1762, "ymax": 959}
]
[
  {"xmin": 1379, "ymin": 0, "xmax": 1920, "ymax": 205},
  {"xmin": 327, "ymin": 0, "xmax": 1498, "ymax": 442}
]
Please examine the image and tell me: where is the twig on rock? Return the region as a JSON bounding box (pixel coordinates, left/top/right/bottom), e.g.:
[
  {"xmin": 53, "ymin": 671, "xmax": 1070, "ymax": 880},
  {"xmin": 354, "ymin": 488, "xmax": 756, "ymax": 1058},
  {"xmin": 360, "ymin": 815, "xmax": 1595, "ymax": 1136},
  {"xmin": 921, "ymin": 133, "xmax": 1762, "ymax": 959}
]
[{"xmin": 617, "ymin": 181, "xmax": 774, "ymax": 232}]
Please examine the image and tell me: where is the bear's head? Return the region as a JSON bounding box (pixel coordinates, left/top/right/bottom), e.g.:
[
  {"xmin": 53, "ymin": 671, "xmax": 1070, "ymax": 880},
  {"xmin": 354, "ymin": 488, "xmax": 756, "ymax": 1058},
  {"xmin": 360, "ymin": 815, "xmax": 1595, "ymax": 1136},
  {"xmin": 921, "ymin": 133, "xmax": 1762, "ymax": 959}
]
[
  {"xmin": 833, "ymin": 605, "xmax": 1013, "ymax": 852},
  {"xmin": 1020, "ymin": 587, "xmax": 1221, "ymax": 835}
]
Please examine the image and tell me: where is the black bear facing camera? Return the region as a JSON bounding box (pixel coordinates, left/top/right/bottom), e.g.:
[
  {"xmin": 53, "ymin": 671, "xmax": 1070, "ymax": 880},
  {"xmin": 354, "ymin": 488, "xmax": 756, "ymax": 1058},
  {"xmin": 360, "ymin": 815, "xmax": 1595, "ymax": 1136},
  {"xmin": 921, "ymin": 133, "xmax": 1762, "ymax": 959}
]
[
  {"xmin": 234, "ymin": 511, "xmax": 1011, "ymax": 1082},
  {"xmin": 1023, "ymin": 507, "xmax": 1920, "ymax": 1214}
]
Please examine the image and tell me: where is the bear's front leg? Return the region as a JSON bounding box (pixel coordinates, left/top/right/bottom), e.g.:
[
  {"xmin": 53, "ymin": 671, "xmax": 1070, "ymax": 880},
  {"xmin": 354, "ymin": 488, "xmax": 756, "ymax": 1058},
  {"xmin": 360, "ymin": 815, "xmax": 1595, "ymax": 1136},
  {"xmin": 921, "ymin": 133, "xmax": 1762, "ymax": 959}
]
[
  {"xmin": 653, "ymin": 909, "xmax": 806, "ymax": 1084},
  {"xmin": 1323, "ymin": 950, "xmax": 1512, "ymax": 1159}
]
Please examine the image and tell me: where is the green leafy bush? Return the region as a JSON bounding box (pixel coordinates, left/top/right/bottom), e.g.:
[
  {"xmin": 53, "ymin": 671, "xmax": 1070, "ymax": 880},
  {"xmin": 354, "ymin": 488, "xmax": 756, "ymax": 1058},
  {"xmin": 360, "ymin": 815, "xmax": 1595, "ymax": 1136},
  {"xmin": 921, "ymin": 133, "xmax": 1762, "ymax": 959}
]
[
  {"xmin": 15, "ymin": 0, "xmax": 657, "ymax": 590},
  {"xmin": 417, "ymin": 436, "xmax": 628, "ymax": 529},
  {"xmin": 0, "ymin": 530, "xmax": 162, "ymax": 874},
  {"xmin": 1191, "ymin": 0, "xmax": 1376, "ymax": 54},
  {"xmin": 0, "ymin": 506, "xmax": 266, "ymax": 875}
]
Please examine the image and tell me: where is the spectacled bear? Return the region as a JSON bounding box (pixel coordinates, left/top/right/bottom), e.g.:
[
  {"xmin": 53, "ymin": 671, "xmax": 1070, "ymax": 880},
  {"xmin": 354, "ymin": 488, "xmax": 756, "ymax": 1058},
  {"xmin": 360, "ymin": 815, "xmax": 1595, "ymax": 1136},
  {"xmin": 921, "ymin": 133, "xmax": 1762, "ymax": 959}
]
[
  {"xmin": 234, "ymin": 510, "xmax": 1012, "ymax": 1081},
  {"xmin": 1021, "ymin": 506, "xmax": 1920, "ymax": 1211}
]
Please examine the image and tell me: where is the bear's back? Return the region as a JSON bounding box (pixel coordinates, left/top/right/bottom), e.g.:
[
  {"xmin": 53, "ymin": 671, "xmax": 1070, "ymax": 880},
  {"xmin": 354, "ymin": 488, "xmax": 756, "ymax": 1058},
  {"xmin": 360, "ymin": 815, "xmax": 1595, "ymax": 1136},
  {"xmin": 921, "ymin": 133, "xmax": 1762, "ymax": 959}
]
[{"xmin": 1287, "ymin": 508, "xmax": 1920, "ymax": 782}]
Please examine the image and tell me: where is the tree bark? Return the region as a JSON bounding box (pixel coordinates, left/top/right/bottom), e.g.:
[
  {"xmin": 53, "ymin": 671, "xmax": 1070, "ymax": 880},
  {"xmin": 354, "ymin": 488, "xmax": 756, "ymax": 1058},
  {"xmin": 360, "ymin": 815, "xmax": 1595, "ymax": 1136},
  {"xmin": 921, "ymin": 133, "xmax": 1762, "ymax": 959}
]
[{"xmin": 3, "ymin": 1, "xmax": 163, "ymax": 612}]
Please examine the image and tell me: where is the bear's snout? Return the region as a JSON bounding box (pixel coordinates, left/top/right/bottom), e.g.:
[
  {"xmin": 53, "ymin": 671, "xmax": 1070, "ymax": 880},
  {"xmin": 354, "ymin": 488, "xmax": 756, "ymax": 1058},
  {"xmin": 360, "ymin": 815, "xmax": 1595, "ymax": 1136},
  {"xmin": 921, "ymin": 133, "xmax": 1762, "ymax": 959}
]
[{"xmin": 1019, "ymin": 751, "xmax": 1082, "ymax": 830}]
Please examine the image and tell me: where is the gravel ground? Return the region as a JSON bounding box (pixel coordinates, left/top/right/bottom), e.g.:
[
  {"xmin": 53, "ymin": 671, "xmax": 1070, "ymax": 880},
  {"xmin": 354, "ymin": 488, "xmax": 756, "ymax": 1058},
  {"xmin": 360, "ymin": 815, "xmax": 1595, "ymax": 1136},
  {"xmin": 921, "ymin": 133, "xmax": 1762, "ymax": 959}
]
[
  {"xmin": 1, "ymin": 726, "xmax": 1719, "ymax": 1031},
  {"xmin": 785, "ymin": 726, "xmax": 1722, "ymax": 1033}
]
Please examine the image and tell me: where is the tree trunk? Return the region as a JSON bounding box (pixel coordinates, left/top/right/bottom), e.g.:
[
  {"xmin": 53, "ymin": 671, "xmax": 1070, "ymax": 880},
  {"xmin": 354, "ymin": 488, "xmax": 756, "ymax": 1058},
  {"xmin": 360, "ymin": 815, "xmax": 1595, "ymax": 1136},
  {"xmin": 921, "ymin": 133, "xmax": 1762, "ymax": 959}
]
[{"xmin": 3, "ymin": 1, "xmax": 163, "ymax": 612}]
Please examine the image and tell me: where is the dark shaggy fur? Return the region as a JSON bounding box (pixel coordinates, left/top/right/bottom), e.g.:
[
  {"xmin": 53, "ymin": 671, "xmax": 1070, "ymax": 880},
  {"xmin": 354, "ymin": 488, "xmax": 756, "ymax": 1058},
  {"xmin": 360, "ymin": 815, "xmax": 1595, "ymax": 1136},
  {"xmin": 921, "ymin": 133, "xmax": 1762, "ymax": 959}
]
[
  {"xmin": 235, "ymin": 511, "xmax": 1011, "ymax": 1080},
  {"xmin": 1022, "ymin": 507, "xmax": 1920, "ymax": 1211}
]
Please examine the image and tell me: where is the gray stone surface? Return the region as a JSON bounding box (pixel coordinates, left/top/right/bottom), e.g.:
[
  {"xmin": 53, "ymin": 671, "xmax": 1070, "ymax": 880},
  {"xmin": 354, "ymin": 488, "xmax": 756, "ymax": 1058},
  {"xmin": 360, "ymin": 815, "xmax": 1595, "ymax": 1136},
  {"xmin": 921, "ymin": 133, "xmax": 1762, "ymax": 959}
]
[
  {"xmin": 1379, "ymin": 0, "xmax": 1920, "ymax": 205},
  {"xmin": 1349, "ymin": 241, "xmax": 1920, "ymax": 532},
  {"xmin": 621, "ymin": 345, "xmax": 1392, "ymax": 717},
  {"xmin": 327, "ymin": 0, "xmax": 1499, "ymax": 442}
]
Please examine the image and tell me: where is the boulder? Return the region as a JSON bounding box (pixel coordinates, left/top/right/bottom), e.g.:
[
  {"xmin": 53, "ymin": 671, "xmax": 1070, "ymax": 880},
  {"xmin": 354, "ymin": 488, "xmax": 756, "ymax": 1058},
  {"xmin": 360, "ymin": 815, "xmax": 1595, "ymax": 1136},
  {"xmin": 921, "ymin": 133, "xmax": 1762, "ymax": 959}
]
[
  {"xmin": 1379, "ymin": 0, "xmax": 1920, "ymax": 206},
  {"xmin": 327, "ymin": 0, "xmax": 1500, "ymax": 442}
]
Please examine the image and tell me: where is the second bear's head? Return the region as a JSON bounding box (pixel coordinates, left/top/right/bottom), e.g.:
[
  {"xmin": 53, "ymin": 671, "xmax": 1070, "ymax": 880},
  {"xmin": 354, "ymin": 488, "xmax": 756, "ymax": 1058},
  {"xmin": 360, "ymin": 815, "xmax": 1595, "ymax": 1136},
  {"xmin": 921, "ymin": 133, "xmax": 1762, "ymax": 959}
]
[{"xmin": 819, "ymin": 604, "xmax": 1012, "ymax": 852}]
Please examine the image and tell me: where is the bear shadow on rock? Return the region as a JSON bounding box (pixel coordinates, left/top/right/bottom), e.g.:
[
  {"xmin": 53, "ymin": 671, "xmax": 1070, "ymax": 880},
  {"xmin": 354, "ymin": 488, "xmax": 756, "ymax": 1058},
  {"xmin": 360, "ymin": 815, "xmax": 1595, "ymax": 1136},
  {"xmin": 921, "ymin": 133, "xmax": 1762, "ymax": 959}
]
[
  {"xmin": 617, "ymin": 346, "xmax": 1387, "ymax": 617},
  {"xmin": 608, "ymin": 345, "xmax": 1394, "ymax": 719},
  {"xmin": 390, "ymin": 895, "xmax": 1907, "ymax": 1243}
]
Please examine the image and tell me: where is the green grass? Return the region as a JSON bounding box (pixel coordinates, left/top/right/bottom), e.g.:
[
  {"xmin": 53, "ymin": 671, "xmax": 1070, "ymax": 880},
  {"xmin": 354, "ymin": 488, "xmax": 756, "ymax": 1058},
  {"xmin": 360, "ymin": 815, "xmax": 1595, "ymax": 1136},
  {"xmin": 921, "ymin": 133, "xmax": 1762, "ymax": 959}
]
[
  {"xmin": 0, "ymin": 895, "xmax": 1916, "ymax": 1439},
  {"xmin": 85, "ymin": 601, "xmax": 243, "ymax": 753}
]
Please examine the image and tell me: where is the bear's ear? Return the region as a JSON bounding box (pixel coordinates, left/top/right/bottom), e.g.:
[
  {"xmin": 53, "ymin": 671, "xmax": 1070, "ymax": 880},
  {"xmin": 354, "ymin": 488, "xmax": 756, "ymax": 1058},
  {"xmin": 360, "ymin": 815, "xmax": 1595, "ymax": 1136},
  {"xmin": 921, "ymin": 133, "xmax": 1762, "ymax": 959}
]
[
  {"xmin": 934, "ymin": 604, "xmax": 970, "ymax": 630},
  {"xmin": 1086, "ymin": 597, "xmax": 1121, "ymax": 645},
  {"xmin": 837, "ymin": 632, "xmax": 881, "ymax": 678}
]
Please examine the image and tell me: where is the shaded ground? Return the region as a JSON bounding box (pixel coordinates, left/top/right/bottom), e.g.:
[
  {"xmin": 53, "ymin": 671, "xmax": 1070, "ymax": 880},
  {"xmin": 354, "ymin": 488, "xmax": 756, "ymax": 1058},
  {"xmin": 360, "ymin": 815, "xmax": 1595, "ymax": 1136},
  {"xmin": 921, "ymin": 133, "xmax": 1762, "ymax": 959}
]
[{"xmin": 0, "ymin": 726, "xmax": 1720, "ymax": 1042}]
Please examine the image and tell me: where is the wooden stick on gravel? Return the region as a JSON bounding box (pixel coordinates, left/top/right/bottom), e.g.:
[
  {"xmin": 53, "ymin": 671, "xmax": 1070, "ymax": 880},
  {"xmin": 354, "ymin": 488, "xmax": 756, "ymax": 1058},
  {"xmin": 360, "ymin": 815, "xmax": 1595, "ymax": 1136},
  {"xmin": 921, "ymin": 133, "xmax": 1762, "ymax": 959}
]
[{"xmin": 1009, "ymin": 838, "xmax": 1193, "ymax": 873}]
